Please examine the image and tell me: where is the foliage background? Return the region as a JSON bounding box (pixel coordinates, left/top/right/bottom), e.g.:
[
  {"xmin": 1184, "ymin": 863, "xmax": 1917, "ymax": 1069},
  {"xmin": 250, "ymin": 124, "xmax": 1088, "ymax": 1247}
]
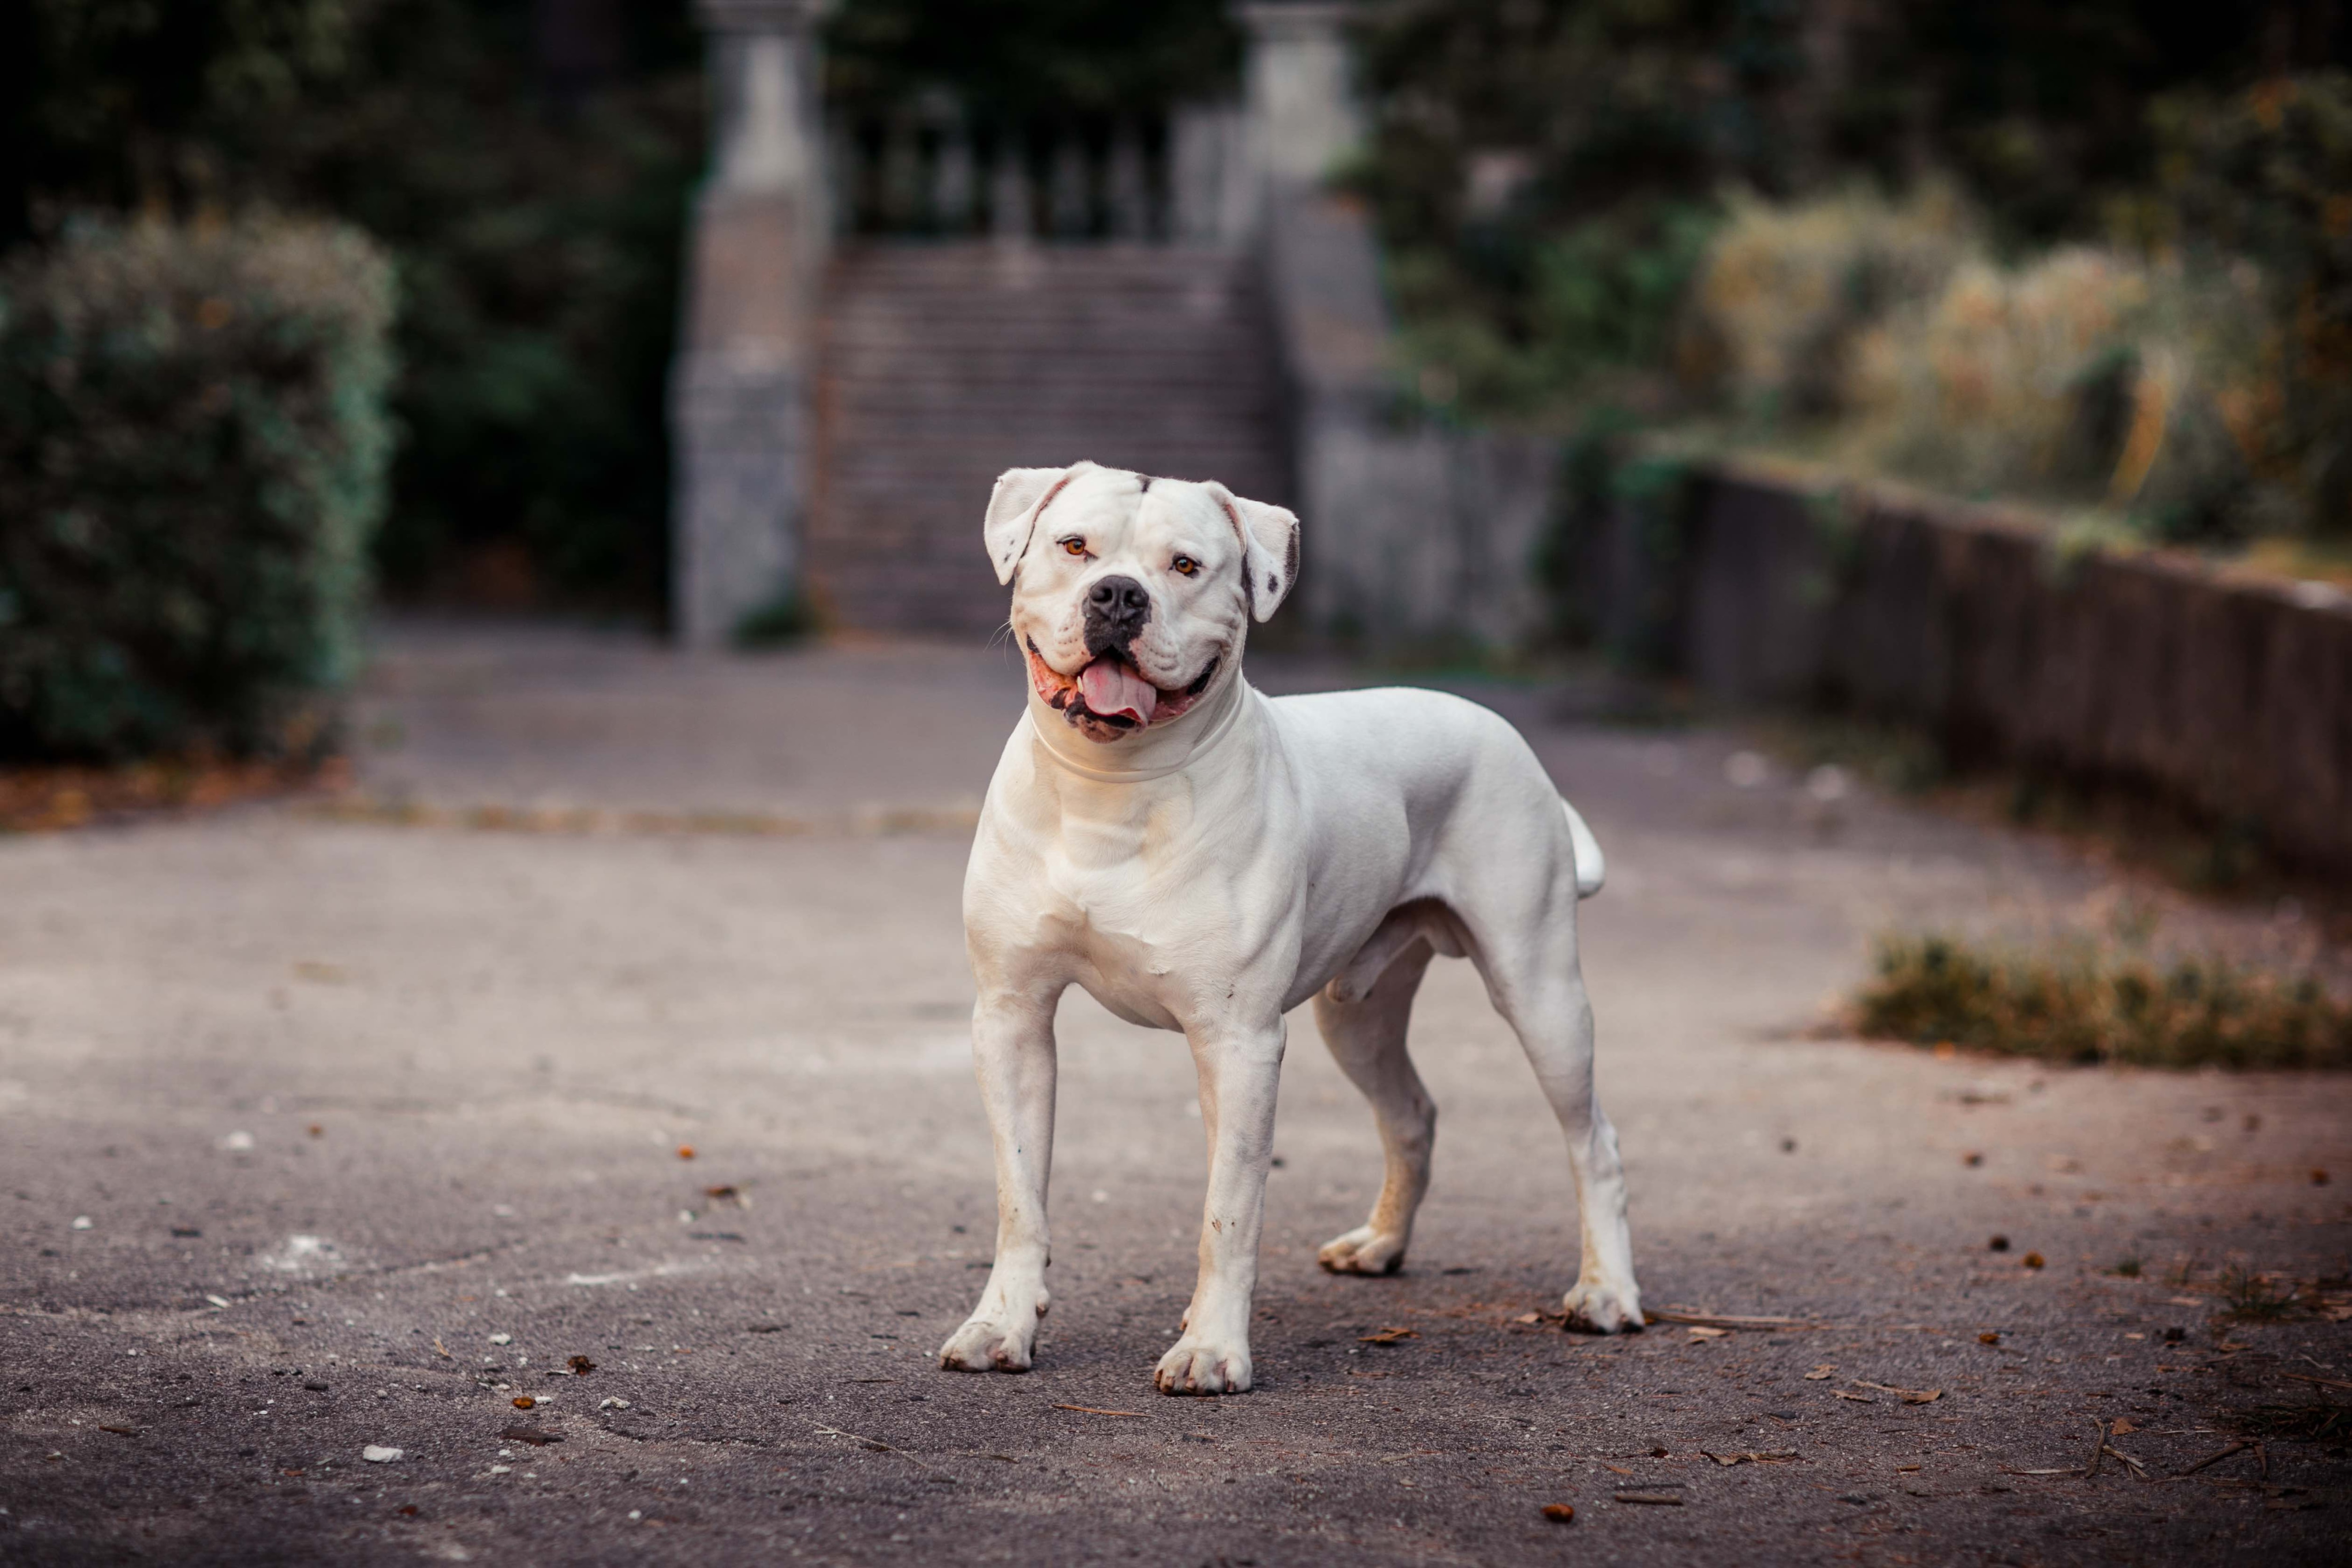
[
  {"xmin": 6, "ymin": 0, "xmax": 703, "ymax": 613},
  {"xmin": 824, "ymin": 0, "xmax": 1237, "ymax": 127},
  {"xmin": 0, "ymin": 217, "xmax": 395, "ymax": 759},
  {"xmin": 1354, "ymin": 0, "xmax": 2350, "ymax": 465}
]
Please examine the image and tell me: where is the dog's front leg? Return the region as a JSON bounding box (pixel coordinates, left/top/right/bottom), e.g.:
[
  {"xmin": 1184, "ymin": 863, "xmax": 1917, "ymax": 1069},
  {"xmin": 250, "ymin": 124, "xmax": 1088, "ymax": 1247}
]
[
  {"xmin": 1156, "ymin": 1018, "xmax": 1286, "ymax": 1395},
  {"xmin": 940, "ymin": 989, "xmax": 1060, "ymax": 1373}
]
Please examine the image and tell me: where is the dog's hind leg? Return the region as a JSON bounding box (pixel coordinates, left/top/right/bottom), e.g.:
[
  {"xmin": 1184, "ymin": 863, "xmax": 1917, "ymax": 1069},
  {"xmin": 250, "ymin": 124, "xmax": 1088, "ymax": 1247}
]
[
  {"xmin": 1479, "ymin": 911, "xmax": 1644, "ymax": 1333},
  {"xmin": 1312, "ymin": 938, "xmax": 1438, "ymax": 1276}
]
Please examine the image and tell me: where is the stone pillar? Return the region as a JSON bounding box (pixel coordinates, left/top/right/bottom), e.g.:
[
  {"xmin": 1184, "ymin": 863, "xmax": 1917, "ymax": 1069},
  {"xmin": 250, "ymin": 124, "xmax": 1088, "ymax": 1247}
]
[
  {"xmin": 1236, "ymin": 1, "xmax": 1364, "ymax": 197},
  {"xmin": 670, "ymin": 0, "xmax": 828, "ymax": 646}
]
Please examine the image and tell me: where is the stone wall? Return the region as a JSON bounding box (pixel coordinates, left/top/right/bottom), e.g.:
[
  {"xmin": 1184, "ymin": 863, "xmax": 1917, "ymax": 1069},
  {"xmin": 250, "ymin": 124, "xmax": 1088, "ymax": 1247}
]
[{"xmin": 1581, "ymin": 454, "xmax": 2352, "ymax": 871}]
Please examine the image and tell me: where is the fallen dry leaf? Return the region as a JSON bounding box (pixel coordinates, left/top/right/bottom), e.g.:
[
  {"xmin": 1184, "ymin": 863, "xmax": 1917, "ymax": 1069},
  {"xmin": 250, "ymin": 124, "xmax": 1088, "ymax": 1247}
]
[
  {"xmin": 1648, "ymin": 1309, "xmax": 1816, "ymax": 1330},
  {"xmin": 1804, "ymin": 1365, "xmax": 1836, "ymax": 1380},
  {"xmin": 1598, "ymin": 1463, "xmax": 1633, "ymax": 1476},
  {"xmin": 2110, "ymin": 1417, "xmax": 2137, "ymax": 1435},
  {"xmin": 1978, "ymin": 1331, "xmax": 2000, "ymax": 1345},
  {"xmin": 1687, "ymin": 1325, "xmax": 1730, "ymax": 1340},
  {"xmin": 499, "ymin": 1425, "xmax": 562, "ymax": 1446},
  {"xmin": 1851, "ymin": 1379, "xmax": 1942, "ymax": 1404},
  {"xmin": 1541, "ymin": 1503, "xmax": 1576, "ymax": 1522},
  {"xmin": 511, "ymin": 1396, "xmax": 536, "ymax": 1409},
  {"xmin": 2180, "ymin": 1440, "xmax": 2257, "ymax": 1476},
  {"xmin": 1359, "ymin": 1328, "xmax": 1418, "ymax": 1345},
  {"xmin": 567, "ymin": 1355, "xmax": 596, "ymax": 1375},
  {"xmin": 2277, "ymin": 1370, "xmax": 2352, "ymax": 1393},
  {"xmin": 814, "ymin": 1423, "xmax": 959, "ymax": 1484},
  {"xmin": 2022, "ymin": 1252, "xmax": 2046, "ymax": 1270},
  {"xmin": 1510, "ymin": 1312, "xmax": 1542, "ymax": 1325}
]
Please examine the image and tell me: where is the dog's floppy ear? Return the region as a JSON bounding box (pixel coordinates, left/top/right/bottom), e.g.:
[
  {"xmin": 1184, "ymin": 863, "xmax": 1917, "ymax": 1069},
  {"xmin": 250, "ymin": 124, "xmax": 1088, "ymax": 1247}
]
[
  {"xmin": 1205, "ymin": 483, "xmax": 1300, "ymax": 623},
  {"xmin": 983, "ymin": 463, "xmax": 1087, "ymax": 585}
]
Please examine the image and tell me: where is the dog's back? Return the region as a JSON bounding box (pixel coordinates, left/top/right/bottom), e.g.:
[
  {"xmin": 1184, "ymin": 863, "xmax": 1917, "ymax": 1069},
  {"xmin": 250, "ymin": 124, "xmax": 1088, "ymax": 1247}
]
[{"xmin": 1262, "ymin": 684, "xmax": 1601, "ymax": 893}]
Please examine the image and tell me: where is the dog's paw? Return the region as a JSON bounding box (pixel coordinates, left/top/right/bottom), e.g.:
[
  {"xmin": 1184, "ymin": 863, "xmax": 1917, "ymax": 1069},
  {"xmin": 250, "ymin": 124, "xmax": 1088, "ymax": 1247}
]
[
  {"xmin": 938, "ymin": 1309, "xmax": 1042, "ymax": 1373},
  {"xmin": 1153, "ymin": 1334, "xmax": 1252, "ymax": 1395},
  {"xmin": 1560, "ymin": 1280, "xmax": 1645, "ymax": 1335},
  {"xmin": 1316, "ymin": 1225, "xmax": 1407, "ymax": 1276}
]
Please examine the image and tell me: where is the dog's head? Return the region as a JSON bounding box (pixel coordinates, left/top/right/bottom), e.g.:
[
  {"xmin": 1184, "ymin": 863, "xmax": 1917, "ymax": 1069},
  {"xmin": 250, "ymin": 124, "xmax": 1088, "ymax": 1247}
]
[{"xmin": 985, "ymin": 462, "xmax": 1298, "ymax": 744}]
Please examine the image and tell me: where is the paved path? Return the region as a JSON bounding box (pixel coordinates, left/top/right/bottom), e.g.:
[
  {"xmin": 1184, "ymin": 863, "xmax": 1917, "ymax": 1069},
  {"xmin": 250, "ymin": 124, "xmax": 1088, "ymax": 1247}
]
[{"xmin": 2, "ymin": 621, "xmax": 2346, "ymax": 1565}]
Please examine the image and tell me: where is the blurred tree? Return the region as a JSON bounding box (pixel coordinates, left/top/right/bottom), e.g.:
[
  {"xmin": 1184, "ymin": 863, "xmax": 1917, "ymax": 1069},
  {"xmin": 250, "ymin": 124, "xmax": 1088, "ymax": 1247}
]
[
  {"xmin": 2150, "ymin": 72, "xmax": 2352, "ymax": 535},
  {"xmin": 2, "ymin": 0, "xmax": 363, "ymax": 239},
  {"xmin": 5, "ymin": 1, "xmax": 702, "ymax": 613},
  {"xmin": 1355, "ymin": 0, "xmax": 1805, "ymax": 417},
  {"xmin": 1358, "ymin": 0, "xmax": 2352, "ymax": 423},
  {"xmin": 824, "ymin": 0, "xmax": 1240, "ymax": 126}
]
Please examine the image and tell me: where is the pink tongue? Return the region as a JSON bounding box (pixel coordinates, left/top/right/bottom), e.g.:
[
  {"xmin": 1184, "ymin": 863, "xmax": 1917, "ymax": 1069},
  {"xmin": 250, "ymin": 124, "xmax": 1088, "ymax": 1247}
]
[{"xmin": 1079, "ymin": 658, "xmax": 1159, "ymax": 724}]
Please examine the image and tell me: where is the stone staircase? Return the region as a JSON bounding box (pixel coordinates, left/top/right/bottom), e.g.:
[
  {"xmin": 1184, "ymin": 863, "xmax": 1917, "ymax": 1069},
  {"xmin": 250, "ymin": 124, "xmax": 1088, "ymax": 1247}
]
[{"xmin": 807, "ymin": 243, "xmax": 1293, "ymax": 638}]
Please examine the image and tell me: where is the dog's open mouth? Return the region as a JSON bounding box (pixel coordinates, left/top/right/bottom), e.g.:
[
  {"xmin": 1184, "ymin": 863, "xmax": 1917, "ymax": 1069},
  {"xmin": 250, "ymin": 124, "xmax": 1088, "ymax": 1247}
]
[{"xmin": 1026, "ymin": 640, "xmax": 1218, "ymax": 740}]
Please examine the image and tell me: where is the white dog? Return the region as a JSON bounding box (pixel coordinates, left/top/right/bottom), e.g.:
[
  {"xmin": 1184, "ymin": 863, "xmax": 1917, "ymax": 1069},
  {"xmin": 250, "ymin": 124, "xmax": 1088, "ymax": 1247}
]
[{"xmin": 940, "ymin": 461, "xmax": 1643, "ymax": 1395}]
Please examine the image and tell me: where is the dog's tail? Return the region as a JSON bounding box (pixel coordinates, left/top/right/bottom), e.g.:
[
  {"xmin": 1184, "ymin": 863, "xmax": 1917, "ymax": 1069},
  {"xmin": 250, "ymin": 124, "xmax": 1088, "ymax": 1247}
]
[{"xmin": 1562, "ymin": 799, "xmax": 1606, "ymax": 899}]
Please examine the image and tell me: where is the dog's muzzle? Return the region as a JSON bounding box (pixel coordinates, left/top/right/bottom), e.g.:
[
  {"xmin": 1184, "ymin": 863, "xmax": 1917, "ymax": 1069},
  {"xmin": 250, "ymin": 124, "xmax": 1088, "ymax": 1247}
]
[{"xmin": 1082, "ymin": 575, "xmax": 1151, "ymax": 660}]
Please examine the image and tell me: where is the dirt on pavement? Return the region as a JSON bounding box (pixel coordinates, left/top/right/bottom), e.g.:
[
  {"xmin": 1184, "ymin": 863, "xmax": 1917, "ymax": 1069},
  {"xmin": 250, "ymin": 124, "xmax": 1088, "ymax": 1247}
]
[{"xmin": 2, "ymin": 621, "xmax": 2346, "ymax": 1565}]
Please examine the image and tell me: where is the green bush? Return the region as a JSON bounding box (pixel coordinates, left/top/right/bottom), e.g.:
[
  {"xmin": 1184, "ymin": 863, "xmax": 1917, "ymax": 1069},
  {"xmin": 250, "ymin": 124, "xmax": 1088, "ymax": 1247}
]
[{"xmin": 0, "ymin": 215, "xmax": 395, "ymax": 760}]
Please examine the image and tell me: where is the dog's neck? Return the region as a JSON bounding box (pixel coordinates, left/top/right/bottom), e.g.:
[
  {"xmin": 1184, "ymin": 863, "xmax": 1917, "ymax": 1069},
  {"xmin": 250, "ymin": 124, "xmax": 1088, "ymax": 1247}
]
[{"xmin": 1023, "ymin": 664, "xmax": 1249, "ymax": 785}]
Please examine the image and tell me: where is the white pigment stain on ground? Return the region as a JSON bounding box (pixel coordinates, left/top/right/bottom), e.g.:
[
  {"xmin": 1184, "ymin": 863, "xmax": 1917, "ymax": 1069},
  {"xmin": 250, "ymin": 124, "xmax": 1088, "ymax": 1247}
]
[{"xmin": 256, "ymin": 1234, "xmax": 346, "ymax": 1274}]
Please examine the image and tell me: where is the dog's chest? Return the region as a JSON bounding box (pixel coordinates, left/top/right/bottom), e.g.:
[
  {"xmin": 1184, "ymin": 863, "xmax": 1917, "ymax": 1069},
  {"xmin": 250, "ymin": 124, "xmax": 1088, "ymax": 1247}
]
[{"xmin": 1012, "ymin": 812, "xmax": 1231, "ymax": 1028}]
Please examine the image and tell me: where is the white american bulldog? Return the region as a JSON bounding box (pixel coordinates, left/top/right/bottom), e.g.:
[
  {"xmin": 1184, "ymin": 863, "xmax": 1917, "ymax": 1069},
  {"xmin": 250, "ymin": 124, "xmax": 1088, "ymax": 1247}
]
[{"xmin": 940, "ymin": 461, "xmax": 1644, "ymax": 1395}]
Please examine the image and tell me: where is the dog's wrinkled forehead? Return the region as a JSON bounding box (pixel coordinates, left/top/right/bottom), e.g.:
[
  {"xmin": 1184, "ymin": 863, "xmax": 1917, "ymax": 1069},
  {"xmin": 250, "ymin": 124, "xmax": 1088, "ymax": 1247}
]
[
  {"xmin": 1034, "ymin": 465, "xmax": 1154, "ymax": 548},
  {"xmin": 985, "ymin": 459, "xmax": 1299, "ymax": 622}
]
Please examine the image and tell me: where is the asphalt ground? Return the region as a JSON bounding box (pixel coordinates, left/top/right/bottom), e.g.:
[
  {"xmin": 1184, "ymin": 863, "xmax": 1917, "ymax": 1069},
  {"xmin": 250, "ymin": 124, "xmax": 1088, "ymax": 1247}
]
[{"xmin": 2, "ymin": 621, "xmax": 2347, "ymax": 1566}]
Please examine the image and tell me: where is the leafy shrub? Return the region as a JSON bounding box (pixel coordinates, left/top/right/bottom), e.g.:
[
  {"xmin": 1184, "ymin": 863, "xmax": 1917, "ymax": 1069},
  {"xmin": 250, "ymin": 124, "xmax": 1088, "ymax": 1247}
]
[
  {"xmin": 1685, "ymin": 185, "xmax": 1974, "ymax": 421},
  {"xmin": 1685, "ymin": 186, "xmax": 2284, "ymax": 542},
  {"xmin": 1387, "ymin": 200, "xmax": 1722, "ymax": 418},
  {"xmin": 0, "ymin": 216, "xmax": 394, "ymax": 760},
  {"xmin": 1851, "ymin": 931, "xmax": 2352, "ymax": 1070},
  {"xmin": 1843, "ymin": 247, "xmax": 2275, "ymax": 538}
]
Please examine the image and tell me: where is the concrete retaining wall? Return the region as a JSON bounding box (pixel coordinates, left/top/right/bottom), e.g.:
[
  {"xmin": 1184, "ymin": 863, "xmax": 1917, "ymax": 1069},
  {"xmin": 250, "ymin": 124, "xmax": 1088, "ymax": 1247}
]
[{"xmin": 1588, "ymin": 455, "xmax": 2352, "ymax": 871}]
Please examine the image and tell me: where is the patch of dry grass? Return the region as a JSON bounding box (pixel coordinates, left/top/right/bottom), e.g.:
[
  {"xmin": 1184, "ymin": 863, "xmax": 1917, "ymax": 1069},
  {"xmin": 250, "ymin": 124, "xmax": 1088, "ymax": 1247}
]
[
  {"xmin": 0, "ymin": 755, "xmax": 345, "ymax": 833},
  {"xmin": 1851, "ymin": 931, "xmax": 2352, "ymax": 1070}
]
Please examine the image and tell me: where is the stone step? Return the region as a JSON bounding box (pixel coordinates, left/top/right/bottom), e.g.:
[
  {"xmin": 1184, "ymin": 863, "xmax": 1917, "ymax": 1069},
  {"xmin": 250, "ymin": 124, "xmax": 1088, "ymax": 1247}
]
[{"xmin": 810, "ymin": 240, "xmax": 1292, "ymax": 635}]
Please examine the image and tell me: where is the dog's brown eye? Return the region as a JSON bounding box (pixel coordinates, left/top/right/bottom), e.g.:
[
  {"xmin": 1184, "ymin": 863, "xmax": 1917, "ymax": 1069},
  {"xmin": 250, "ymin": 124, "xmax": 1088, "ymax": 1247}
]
[
  {"xmin": 1059, "ymin": 538, "xmax": 1086, "ymax": 557},
  {"xmin": 1172, "ymin": 555, "xmax": 1198, "ymax": 577}
]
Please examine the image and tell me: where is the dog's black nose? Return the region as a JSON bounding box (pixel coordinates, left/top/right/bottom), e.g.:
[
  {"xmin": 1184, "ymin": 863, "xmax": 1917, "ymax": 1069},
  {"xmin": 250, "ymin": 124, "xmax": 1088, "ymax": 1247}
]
[
  {"xmin": 1088, "ymin": 576, "xmax": 1150, "ymax": 621},
  {"xmin": 1083, "ymin": 574, "xmax": 1151, "ymax": 656}
]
